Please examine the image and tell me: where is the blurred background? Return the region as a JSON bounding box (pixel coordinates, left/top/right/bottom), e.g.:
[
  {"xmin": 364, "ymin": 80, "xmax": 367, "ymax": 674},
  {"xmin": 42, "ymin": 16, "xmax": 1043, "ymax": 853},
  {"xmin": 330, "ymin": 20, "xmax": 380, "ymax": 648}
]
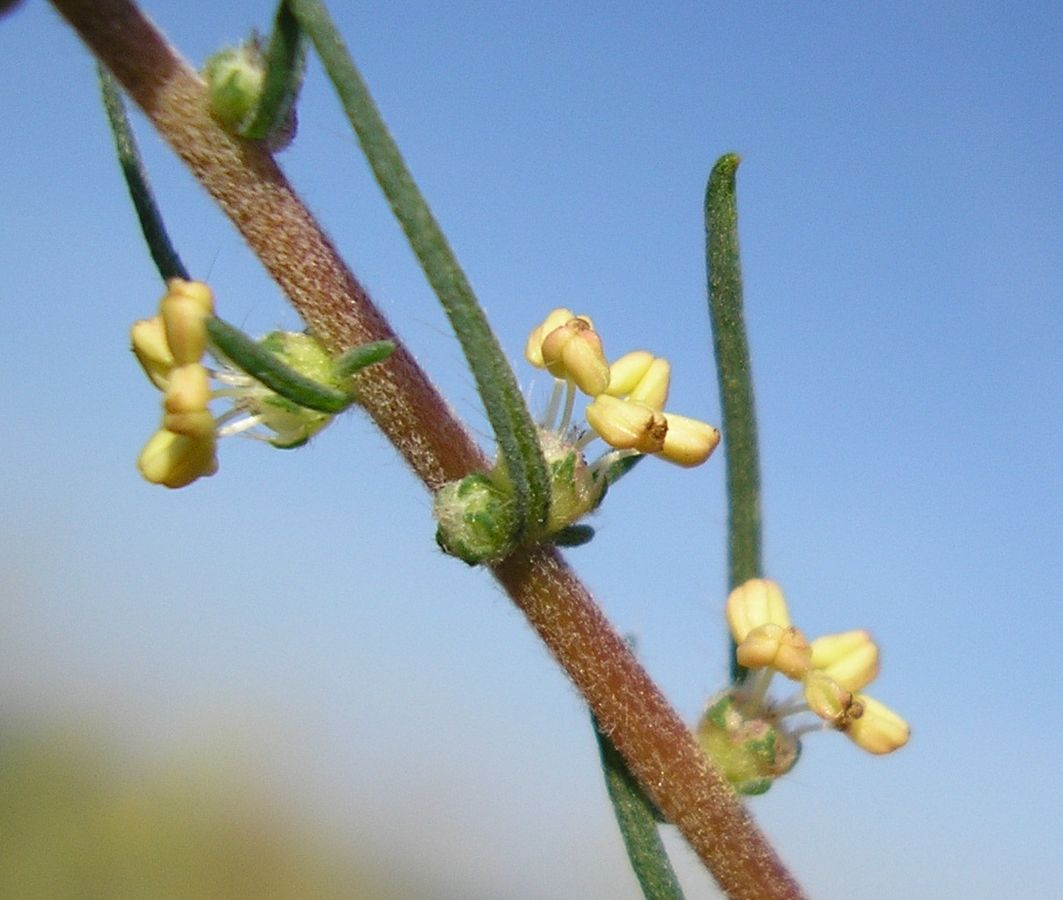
[{"xmin": 2, "ymin": 2, "xmax": 1061, "ymax": 897}]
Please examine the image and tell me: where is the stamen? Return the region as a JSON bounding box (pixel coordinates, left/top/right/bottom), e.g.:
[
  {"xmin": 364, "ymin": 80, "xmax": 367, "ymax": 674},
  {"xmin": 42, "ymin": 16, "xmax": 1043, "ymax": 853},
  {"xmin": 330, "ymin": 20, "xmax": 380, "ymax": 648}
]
[
  {"xmin": 216, "ymin": 413, "xmax": 263, "ymax": 438},
  {"xmin": 558, "ymin": 378, "xmax": 577, "ymax": 432},
  {"xmin": 541, "ymin": 378, "xmax": 564, "ymax": 428},
  {"xmin": 771, "ymin": 698, "xmax": 811, "ymax": 719},
  {"xmin": 789, "ymin": 721, "xmax": 830, "ymax": 740},
  {"xmin": 734, "ymin": 667, "xmax": 775, "ymax": 715}
]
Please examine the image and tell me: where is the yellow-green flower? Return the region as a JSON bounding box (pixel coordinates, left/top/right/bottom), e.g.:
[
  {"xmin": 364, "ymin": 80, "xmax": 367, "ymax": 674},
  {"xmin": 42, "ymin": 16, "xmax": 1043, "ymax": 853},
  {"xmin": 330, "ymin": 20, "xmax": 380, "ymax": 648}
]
[
  {"xmin": 131, "ymin": 280, "xmax": 342, "ymax": 488},
  {"xmin": 717, "ymin": 578, "xmax": 909, "ymax": 762}
]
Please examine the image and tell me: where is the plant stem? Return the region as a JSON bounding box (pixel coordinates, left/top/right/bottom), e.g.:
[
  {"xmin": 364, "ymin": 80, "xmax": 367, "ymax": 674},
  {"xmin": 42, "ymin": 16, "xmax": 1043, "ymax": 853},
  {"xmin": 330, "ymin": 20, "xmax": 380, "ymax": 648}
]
[{"xmin": 52, "ymin": 3, "xmax": 804, "ymax": 896}]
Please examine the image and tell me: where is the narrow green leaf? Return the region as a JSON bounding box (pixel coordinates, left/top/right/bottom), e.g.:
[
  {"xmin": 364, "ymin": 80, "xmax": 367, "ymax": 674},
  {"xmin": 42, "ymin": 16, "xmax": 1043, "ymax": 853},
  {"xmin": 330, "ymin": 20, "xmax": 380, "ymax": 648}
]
[
  {"xmin": 333, "ymin": 340, "xmax": 395, "ymax": 378},
  {"xmin": 705, "ymin": 154, "xmax": 762, "ymax": 680},
  {"xmin": 206, "ymin": 316, "xmax": 353, "ymax": 414},
  {"xmin": 97, "ymin": 63, "xmax": 188, "ymax": 283},
  {"xmin": 592, "ymin": 715, "xmax": 685, "ymax": 900},
  {"xmin": 287, "ymin": 0, "xmax": 550, "ymax": 544},
  {"xmin": 242, "ymin": 2, "xmax": 307, "ymax": 142}
]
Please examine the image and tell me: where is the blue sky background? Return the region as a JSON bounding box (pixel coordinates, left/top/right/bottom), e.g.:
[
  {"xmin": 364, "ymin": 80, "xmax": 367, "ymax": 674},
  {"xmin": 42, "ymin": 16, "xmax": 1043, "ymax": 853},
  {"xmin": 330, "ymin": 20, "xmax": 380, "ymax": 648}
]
[{"xmin": 2, "ymin": 2, "xmax": 1061, "ymax": 897}]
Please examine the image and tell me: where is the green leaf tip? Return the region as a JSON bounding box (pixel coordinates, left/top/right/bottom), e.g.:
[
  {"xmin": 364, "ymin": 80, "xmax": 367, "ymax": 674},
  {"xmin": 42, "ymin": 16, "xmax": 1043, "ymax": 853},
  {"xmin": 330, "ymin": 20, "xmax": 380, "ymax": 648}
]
[
  {"xmin": 242, "ymin": 2, "xmax": 307, "ymax": 146},
  {"xmin": 334, "ymin": 340, "xmax": 395, "ymax": 378},
  {"xmin": 551, "ymin": 524, "xmax": 595, "ymax": 548}
]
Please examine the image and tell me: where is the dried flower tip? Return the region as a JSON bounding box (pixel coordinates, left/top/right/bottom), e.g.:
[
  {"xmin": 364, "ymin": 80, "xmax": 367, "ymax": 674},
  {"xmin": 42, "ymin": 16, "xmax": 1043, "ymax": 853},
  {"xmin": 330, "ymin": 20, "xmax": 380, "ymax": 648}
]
[
  {"xmin": 810, "ymin": 630, "xmax": 880, "ymax": 692},
  {"xmin": 736, "ymin": 623, "xmax": 811, "ymax": 680},
  {"xmin": 659, "ymin": 412, "xmax": 720, "ymax": 467},
  {"xmin": 726, "ymin": 578, "xmax": 791, "ymax": 643},
  {"xmin": 585, "ymin": 394, "xmax": 668, "ymax": 454}
]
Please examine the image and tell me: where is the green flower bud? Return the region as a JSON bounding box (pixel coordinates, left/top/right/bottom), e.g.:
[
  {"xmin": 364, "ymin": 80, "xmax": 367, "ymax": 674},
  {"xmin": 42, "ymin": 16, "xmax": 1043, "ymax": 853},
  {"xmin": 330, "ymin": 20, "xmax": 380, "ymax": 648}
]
[
  {"xmin": 203, "ymin": 39, "xmax": 297, "ymax": 151},
  {"xmin": 695, "ymin": 693, "xmax": 800, "ymax": 796},
  {"xmin": 541, "ymin": 432, "xmax": 606, "ymax": 533},
  {"xmin": 204, "ymin": 43, "xmax": 264, "ymax": 130},
  {"xmin": 434, "ymin": 473, "xmax": 518, "ymax": 565}
]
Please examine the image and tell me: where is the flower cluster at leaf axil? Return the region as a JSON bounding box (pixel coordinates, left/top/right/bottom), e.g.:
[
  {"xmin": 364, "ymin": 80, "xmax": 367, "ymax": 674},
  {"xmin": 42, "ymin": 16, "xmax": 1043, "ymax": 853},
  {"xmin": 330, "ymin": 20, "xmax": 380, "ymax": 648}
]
[
  {"xmin": 131, "ymin": 279, "xmax": 356, "ymax": 488},
  {"xmin": 433, "ymin": 309, "xmax": 720, "ymax": 563},
  {"xmin": 696, "ymin": 578, "xmax": 910, "ymax": 795}
]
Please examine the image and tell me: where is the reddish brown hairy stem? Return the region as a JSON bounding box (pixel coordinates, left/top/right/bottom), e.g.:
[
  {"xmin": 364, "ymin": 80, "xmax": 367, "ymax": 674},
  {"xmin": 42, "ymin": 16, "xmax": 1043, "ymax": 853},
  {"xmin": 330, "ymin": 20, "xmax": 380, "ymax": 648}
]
[{"xmin": 51, "ymin": 1, "xmax": 804, "ymax": 896}]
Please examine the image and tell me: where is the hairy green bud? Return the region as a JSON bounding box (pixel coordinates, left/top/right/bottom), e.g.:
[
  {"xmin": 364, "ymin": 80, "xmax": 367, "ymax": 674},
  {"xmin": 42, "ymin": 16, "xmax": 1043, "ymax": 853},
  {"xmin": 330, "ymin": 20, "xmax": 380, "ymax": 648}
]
[
  {"xmin": 695, "ymin": 693, "xmax": 800, "ymax": 796},
  {"xmin": 434, "ymin": 473, "xmax": 518, "ymax": 565}
]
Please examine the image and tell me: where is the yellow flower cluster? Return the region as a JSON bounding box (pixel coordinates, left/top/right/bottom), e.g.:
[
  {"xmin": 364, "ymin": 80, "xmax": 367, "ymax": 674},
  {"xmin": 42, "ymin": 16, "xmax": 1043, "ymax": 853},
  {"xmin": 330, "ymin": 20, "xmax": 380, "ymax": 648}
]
[
  {"xmin": 131, "ymin": 279, "xmax": 219, "ymax": 489},
  {"xmin": 525, "ymin": 309, "xmax": 720, "ymax": 468},
  {"xmin": 726, "ymin": 578, "xmax": 910, "ymax": 754}
]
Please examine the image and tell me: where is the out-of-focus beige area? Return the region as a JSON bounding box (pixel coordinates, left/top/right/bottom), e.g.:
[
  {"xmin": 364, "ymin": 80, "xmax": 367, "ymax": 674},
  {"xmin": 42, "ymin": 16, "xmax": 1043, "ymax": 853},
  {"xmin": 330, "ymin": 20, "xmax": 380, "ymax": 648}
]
[{"xmin": 0, "ymin": 727, "xmax": 406, "ymax": 899}]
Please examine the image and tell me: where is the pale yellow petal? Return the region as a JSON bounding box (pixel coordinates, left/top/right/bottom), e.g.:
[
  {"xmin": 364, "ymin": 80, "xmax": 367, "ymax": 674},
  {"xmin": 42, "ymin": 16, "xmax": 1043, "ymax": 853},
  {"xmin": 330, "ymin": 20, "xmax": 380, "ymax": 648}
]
[
  {"xmin": 524, "ymin": 307, "xmax": 575, "ymax": 368},
  {"xmin": 605, "ymin": 351, "xmax": 655, "ymax": 397},
  {"xmin": 811, "ymin": 630, "xmax": 880, "ymax": 692},
  {"xmin": 628, "ymin": 357, "xmax": 671, "ymax": 410},
  {"xmin": 658, "ymin": 412, "xmax": 720, "ymax": 467},
  {"xmin": 736, "ymin": 623, "xmax": 811, "ymax": 680},
  {"xmin": 137, "ymin": 429, "xmax": 218, "ymax": 489},
  {"xmin": 131, "ymin": 316, "xmax": 174, "ymax": 390},
  {"xmin": 725, "ymin": 578, "xmax": 791, "ymax": 642},
  {"xmin": 584, "ymin": 394, "xmax": 667, "ymax": 453},
  {"xmin": 845, "ymin": 694, "xmax": 910, "ymax": 755},
  {"xmin": 161, "ymin": 279, "xmax": 214, "ymax": 366}
]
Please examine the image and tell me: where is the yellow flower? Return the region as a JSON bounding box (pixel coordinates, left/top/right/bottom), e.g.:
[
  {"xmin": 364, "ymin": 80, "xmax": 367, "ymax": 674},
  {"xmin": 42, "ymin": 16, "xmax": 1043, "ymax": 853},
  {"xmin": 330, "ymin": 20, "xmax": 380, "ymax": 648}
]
[
  {"xmin": 592, "ymin": 347, "xmax": 718, "ymax": 467},
  {"xmin": 537, "ymin": 315, "xmax": 610, "ymax": 396},
  {"xmin": 606, "ymin": 351, "xmax": 671, "ymax": 409},
  {"xmin": 132, "ymin": 280, "xmax": 342, "ymax": 488},
  {"xmin": 131, "ymin": 316, "xmax": 175, "ymax": 389},
  {"xmin": 525, "ymin": 308, "xmax": 585, "ymax": 368},
  {"xmin": 724, "ymin": 578, "xmax": 910, "ymax": 756},
  {"xmin": 735, "ymin": 622, "xmax": 811, "ymax": 680}
]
